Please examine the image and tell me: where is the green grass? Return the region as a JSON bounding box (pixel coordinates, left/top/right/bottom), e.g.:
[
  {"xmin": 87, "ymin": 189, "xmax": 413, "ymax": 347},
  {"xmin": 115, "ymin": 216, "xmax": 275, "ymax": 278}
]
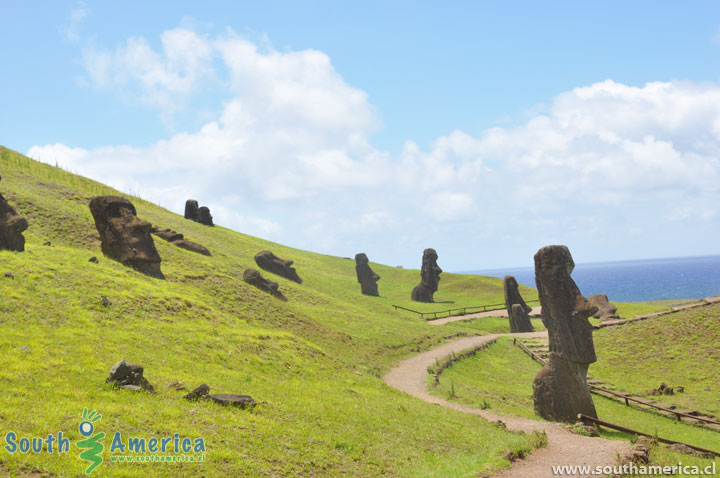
[
  {"xmin": 0, "ymin": 145, "xmax": 540, "ymax": 477},
  {"xmin": 432, "ymin": 337, "xmax": 719, "ymax": 473}
]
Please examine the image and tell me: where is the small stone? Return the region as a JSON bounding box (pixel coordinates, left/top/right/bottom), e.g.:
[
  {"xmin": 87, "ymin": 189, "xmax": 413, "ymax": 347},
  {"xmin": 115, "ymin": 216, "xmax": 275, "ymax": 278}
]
[
  {"xmin": 167, "ymin": 381, "xmax": 186, "ymax": 390},
  {"xmin": 184, "ymin": 384, "xmax": 211, "ymax": 401},
  {"xmin": 207, "ymin": 393, "xmax": 256, "ymax": 409},
  {"xmin": 101, "ymin": 296, "xmax": 111, "ymax": 307},
  {"xmin": 122, "ymin": 385, "xmax": 142, "ymax": 392},
  {"xmin": 676, "ymin": 386, "xmax": 684, "ymax": 393},
  {"xmin": 89, "ymin": 256, "xmax": 99, "ymax": 263},
  {"xmin": 42, "ymin": 241, "xmax": 51, "ymax": 246},
  {"xmin": 107, "ymin": 360, "xmax": 133, "ymax": 381},
  {"xmin": 3, "ymin": 272, "xmax": 13, "ymax": 278}
]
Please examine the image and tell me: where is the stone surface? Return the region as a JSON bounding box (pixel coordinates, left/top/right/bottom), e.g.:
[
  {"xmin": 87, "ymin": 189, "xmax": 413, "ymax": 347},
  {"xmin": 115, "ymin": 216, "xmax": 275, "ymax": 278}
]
[
  {"xmin": 0, "ymin": 177, "xmax": 29, "ymax": 252},
  {"xmin": 184, "ymin": 199, "xmax": 213, "ymax": 226},
  {"xmin": 254, "ymin": 250, "xmax": 302, "ymax": 283},
  {"xmin": 151, "ymin": 227, "xmax": 211, "ymax": 256},
  {"xmin": 587, "ymin": 294, "xmax": 619, "ymax": 321},
  {"xmin": 106, "ymin": 359, "xmax": 155, "ymax": 393},
  {"xmin": 504, "ymin": 275, "xmax": 532, "ymax": 317},
  {"xmin": 509, "ymin": 303, "xmax": 535, "ymax": 333},
  {"xmin": 207, "ymin": 393, "xmax": 257, "ymax": 409},
  {"xmin": 355, "ymin": 253, "xmax": 380, "ymax": 296},
  {"xmin": 88, "ymin": 196, "xmax": 164, "ymax": 279},
  {"xmin": 243, "ymin": 268, "xmax": 287, "ymax": 300},
  {"xmin": 411, "ymin": 248, "xmax": 442, "ymax": 303},
  {"xmin": 184, "ymin": 384, "xmax": 210, "ymax": 401},
  {"xmin": 532, "ymin": 245, "xmax": 598, "ymax": 422},
  {"xmin": 89, "ymin": 256, "xmax": 99, "ymax": 263}
]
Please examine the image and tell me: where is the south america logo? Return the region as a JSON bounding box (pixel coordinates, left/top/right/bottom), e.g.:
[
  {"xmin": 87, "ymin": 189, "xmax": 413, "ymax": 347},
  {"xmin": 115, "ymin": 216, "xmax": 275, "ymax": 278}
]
[{"xmin": 76, "ymin": 408, "xmax": 105, "ymax": 474}]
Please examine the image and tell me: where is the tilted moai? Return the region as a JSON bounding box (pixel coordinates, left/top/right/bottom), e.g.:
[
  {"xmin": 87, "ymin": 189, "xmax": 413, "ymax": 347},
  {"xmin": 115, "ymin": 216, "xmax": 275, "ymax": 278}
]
[
  {"xmin": 184, "ymin": 199, "xmax": 214, "ymax": 226},
  {"xmin": 355, "ymin": 253, "xmax": 380, "ymax": 296},
  {"xmin": 0, "ymin": 177, "xmax": 28, "ymax": 252},
  {"xmin": 243, "ymin": 268, "xmax": 287, "ymax": 301},
  {"xmin": 254, "ymin": 250, "xmax": 302, "ymax": 284},
  {"xmin": 532, "ymin": 245, "xmax": 598, "ymax": 422},
  {"xmin": 411, "ymin": 248, "xmax": 442, "ymax": 303},
  {"xmin": 504, "ymin": 275, "xmax": 534, "ymax": 332},
  {"xmin": 89, "ymin": 196, "xmax": 164, "ymax": 279},
  {"xmin": 588, "ymin": 294, "xmax": 619, "ymax": 321}
]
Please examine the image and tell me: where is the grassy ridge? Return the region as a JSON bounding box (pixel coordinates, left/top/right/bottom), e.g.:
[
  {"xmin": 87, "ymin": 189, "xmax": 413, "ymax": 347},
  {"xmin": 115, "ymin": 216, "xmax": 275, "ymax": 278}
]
[{"xmin": 0, "ymin": 146, "xmax": 539, "ymax": 477}]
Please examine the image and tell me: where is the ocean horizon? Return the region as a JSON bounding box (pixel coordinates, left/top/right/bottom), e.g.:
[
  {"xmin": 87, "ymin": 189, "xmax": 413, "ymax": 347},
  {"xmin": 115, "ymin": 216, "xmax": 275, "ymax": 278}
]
[{"xmin": 462, "ymin": 254, "xmax": 720, "ymax": 302}]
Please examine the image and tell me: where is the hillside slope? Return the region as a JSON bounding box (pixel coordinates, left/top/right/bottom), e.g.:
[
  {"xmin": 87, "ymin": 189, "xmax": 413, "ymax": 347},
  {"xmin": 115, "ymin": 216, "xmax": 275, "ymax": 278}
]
[{"xmin": 0, "ymin": 146, "xmax": 538, "ymax": 477}]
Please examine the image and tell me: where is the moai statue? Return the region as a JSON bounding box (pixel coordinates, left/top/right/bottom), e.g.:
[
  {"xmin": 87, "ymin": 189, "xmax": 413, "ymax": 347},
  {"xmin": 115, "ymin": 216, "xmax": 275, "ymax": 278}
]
[
  {"xmin": 243, "ymin": 268, "xmax": 287, "ymax": 301},
  {"xmin": 510, "ymin": 303, "xmax": 535, "ymax": 333},
  {"xmin": 504, "ymin": 275, "xmax": 533, "ymax": 330},
  {"xmin": 0, "ymin": 177, "xmax": 28, "ymax": 252},
  {"xmin": 254, "ymin": 250, "xmax": 302, "ymax": 284},
  {"xmin": 355, "ymin": 253, "xmax": 380, "ymax": 296},
  {"xmin": 532, "ymin": 245, "xmax": 598, "ymax": 422},
  {"xmin": 587, "ymin": 294, "xmax": 619, "ymax": 321},
  {"xmin": 411, "ymin": 248, "xmax": 442, "ymax": 303}
]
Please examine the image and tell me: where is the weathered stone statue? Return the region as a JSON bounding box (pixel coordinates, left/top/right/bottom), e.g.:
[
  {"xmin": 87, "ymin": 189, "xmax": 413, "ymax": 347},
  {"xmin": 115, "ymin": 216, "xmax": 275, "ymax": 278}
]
[
  {"xmin": 151, "ymin": 227, "xmax": 211, "ymax": 256},
  {"xmin": 0, "ymin": 177, "xmax": 28, "ymax": 252},
  {"xmin": 588, "ymin": 294, "xmax": 619, "ymax": 321},
  {"xmin": 510, "ymin": 303, "xmax": 535, "ymax": 333},
  {"xmin": 355, "ymin": 253, "xmax": 380, "ymax": 296},
  {"xmin": 184, "ymin": 199, "xmax": 214, "ymax": 226},
  {"xmin": 89, "ymin": 196, "xmax": 164, "ymax": 279},
  {"xmin": 532, "ymin": 245, "xmax": 598, "ymax": 422},
  {"xmin": 243, "ymin": 268, "xmax": 287, "ymax": 301},
  {"xmin": 254, "ymin": 250, "xmax": 302, "ymax": 283},
  {"xmin": 504, "ymin": 275, "xmax": 532, "ymax": 315},
  {"xmin": 411, "ymin": 248, "xmax": 442, "ymax": 303}
]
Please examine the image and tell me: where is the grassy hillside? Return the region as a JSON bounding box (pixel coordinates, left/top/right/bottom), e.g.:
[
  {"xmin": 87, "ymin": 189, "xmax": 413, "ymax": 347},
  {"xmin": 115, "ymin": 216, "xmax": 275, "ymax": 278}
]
[{"xmin": 0, "ymin": 146, "xmax": 541, "ymax": 477}]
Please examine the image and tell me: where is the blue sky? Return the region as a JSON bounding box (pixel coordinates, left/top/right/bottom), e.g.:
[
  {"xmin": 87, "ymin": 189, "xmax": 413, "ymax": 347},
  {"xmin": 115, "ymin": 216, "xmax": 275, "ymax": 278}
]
[{"xmin": 2, "ymin": 1, "xmax": 720, "ymax": 270}]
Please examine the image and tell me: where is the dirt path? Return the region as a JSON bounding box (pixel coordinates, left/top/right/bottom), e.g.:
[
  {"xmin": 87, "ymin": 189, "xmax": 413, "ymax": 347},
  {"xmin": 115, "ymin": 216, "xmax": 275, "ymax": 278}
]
[
  {"xmin": 383, "ymin": 332, "xmax": 629, "ymax": 478},
  {"xmin": 427, "ymin": 306, "xmax": 542, "ymax": 325}
]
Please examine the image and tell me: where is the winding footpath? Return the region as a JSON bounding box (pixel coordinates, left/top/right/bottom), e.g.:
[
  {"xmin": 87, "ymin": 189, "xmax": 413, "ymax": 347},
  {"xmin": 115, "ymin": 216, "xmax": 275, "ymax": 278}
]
[{"xmin": 383, "ymin": 330, "xmax": 629, "ymax": 478}]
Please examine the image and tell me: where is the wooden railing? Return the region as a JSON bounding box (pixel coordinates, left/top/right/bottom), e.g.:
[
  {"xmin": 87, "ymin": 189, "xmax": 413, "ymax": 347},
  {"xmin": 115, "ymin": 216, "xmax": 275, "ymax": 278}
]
[
  {"xmin": 578, "ymin": 414, "xmax": 719, "ymax": 457},
  {"xmin": 392, "ymin": 299, "xmax": 539, "ymax": 321},
  {"xmin": 513, "ymin": 338, "xmax": 720, "ymax": 428}
]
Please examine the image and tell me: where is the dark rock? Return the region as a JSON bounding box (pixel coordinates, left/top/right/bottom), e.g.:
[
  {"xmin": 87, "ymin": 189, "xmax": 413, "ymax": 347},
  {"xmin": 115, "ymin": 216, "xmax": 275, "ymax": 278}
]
[
  {"xmin": 254, "ymin": 250, "xmax": 302, "ymax": 283},
  {"xmin": 355, "ymin": 253, "xmax": 380, "ymax": 296},
  {"xmin": 184, "ymin": 384, "xmax": 210, "ymax": 401},
  {"xmin": 105, "ymin": 359, "xmax": 155, "ymax": 393},
  {"xmin": 0, "ymin": 177, "xmax": 29, "ymax": 252},
  {"xmin": 623, "ymin": 437, "xmax": 651, "ymax": 464},
  {"xmin": 676, "ymin": 386, "xmax": 684, "ymax": 393},
  {"xmin": 151, "ymin": 226, "xmax": 211, "ymax": 256},
  {"xmin": 100, "ymin": 296, "xmax": 111, "ymax": 307},
  {"xmin": 88, "ymin": 196, "xmax": 164, "ymax": 279},
  {"xmin": 509, "ymin": 303, "xmax": 535, "ymax": 333},
  {"xmin": 207, "ymin": 393, "xmax": 256, "ymax": 409},
  {"xmin": 89, "ymin": 256, "xmax": 99, "ymax": 263},
  {"xmin": 532, "ymin": 245, "xmax": 598, "ymax": 422},
  {"xmin": 184, "ymin": 199, "xmax": 213, "ymax": 226},
  {"xmin": 504, "ymin": 275, "xmax": 532, "ymax": 317},
  {"xmin": 167, "ymin": 381, "xmax": 186, "ymax": 390},
  {"xmin": 653, "ymin": 383, "xmax": 674, "ymax": 395},
  {"xmin": 3, "ymin": 272, "xmax": 13, "ymax": 278},
  {"xmin": 243, "ymin": 268, "xmax": 287, "ymax": 301},
  {"xmin": 587, "ymin": 294, "xmax": 619, "ymax": 321},
  {"xmin": 42, "ymin": 241, "xmax": 51, "ymax": 246},
  {"xmin": 411, "ymin": 248, "xmax": 442, "ymax": 303}
]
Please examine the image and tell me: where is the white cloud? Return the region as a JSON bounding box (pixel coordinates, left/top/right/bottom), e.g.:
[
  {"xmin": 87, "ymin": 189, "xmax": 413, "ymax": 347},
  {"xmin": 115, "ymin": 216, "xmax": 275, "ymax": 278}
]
[{"xmin": 28, "ymin": 27, "xmax": 720, "ymax": 268}]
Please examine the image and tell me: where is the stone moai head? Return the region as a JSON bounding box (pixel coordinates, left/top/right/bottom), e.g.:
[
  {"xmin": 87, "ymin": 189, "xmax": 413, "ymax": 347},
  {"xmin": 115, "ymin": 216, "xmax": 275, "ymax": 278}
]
[
  {"xmin": 0, "ymin": 178, "xmax": 28, "ymax": 252},
  {"xmin": 420, "ymin": 248, "xmax": 442, "ymax": 292}
]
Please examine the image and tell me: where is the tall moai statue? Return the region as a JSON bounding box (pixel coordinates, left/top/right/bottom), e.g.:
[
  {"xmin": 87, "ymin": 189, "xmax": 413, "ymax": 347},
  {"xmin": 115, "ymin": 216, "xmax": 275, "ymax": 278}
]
[
  {"xmin": 532, "ymin": 245, "xmax": 598, "ymax": 422},
  {"xmin": 355, "ymin": 253, "xmax": 380, "ymax": 296},
  {"xmin": 0, "ymin": 177, "xmax": 29, "ymax": 252},
  {"xmin": 411, "ymin": 248, "xmax": 442, "ymax": 303},
  {"xmin": 504, "ymin": 275, "xmax": 534, "ymax": 332}
]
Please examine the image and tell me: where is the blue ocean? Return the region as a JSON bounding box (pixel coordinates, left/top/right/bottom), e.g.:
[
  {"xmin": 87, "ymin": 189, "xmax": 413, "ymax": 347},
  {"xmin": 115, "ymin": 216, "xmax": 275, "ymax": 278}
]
[{"xmin": 467, "ymin": 255, "xmax": 720, "ymax": 302}]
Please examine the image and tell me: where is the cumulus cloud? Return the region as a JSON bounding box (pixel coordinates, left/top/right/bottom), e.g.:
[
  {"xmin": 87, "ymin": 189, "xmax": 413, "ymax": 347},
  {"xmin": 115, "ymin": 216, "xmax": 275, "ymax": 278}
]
[{"xmin": 28, "ymin": 26, "xmax": 720, "ymax": 268}]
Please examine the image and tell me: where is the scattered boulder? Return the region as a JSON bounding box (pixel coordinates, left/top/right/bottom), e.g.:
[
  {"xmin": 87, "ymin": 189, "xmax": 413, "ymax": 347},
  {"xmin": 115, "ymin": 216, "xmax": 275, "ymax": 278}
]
[
  {"xmin": 100, "ymin": 296, "xmax": 111, "ymax": 307},
  {"xmin": 184, "ymin": 199, "xmax": 214, "ymax": 226},
  {"xmin": 254, "ymin": 250, "xmax": 302, "ymax": 283},
  {"xmin": 509, "ymin": 303, "xmax": 535, "ymax": 333},
  {"xmin": 184, "ymin": 384, "xmax": 210, "ymax": 401},
  {"xmin": 42, "ymin": 241, "xmax": 51, "ymax": 246},
  {"xmin": 411, "ymin": 248, "xmax": 442, "ymax": 303},
  {"xmin": 88, "ymin": 196, "xmax": 164, "ymax": 279},
  {"xmin": 504, "ymin": 275, "xmax": 532, "ymax": 316},
  {"xmin": 587, "ymin": 294, "xmax": 619, "ymax": 321},
  {"xmin": 89, "ymin": 256, "xmax": 99, "ymax": 264},
  {"xmin": 622, "ymin": 437, "xmax": 652, "ymax": 464},
  {"xmin": 207, "ymin": 394, "xmax": 256, "ymax": 409},
  {"xmin": 151, "ymin": 227, "xmax": 211, "ymax": 256},
  {"xmin": 105, "ymin": 360, "xmax": 155, "ymax": 393},
  {"xmin": 3, "ymin": 272, "xmax": 13, "ymax": 278},
  {"xmin": 652, "ymin": 383, "xmax": 675, "ymax": 395},
  {"xmin": 355, "ymin": 253, "xmax": 380, "ymax": 296},
  {"xmin": 0, "ymin": 177, "xmax": 29, "ymax": 252},
  {"xmin": 532, "ymin": 245, "xmax": 598, "ymax": 422},
  {"xmin": 243, "ymin": 268, "xmax": 287, "ymax": 301}
]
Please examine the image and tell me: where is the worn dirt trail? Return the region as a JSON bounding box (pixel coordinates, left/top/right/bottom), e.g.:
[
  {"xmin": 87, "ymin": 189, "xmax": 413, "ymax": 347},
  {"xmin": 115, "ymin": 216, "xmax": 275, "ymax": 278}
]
[
  {"xmin": 427, "ymin": 306, "xmax": 542, "ymax": 325},
  {"xmin": 383, "ymin": 331, "xmax": 629, "ymax": 478}
]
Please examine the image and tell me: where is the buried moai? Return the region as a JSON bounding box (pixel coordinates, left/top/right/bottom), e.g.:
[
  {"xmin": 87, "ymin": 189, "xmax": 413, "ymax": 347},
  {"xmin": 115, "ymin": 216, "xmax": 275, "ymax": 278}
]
[
  {"xmin": 587, "ymin": 294, "xmax": 619, "ymax": 321},
  {"xmin": 0, "ymin": 177, "xmax": 29, "ymax": 252},
  {"xmin": 411, "ymin": 248, "xmax": 442, "ymax": 303},
  {"xmin": 254, "ymin": 250, "xmax": 302, "ymax": 283},
  {"xmin": 184, "ymin": 199, "xmax": 214, "ymax": 226},
  {"xmin": 504, "ymin": 275, "xmax": 534, "ymax": 332},
  {"xmin": 88, "ymin": 196, "xmax": 165, "ymax": 279},
  {"xmin": 355, "ymin": 253, "xmax": 380, "ymax": 296},
  {"xmin": 243, "ymin": 268, "xmax": 287, "ymax": 301},
  {"xmin": 532, "ymin": 245, "xmax": 598, "ymax": 422}
]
